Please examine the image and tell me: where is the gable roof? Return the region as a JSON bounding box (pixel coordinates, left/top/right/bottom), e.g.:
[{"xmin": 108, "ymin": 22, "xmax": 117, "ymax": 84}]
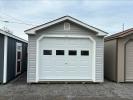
[
  {"xmin": 105, "ymin": 28, "xmax": 133, "ymax": 41},
  {"xmin": 0, "ymin": 29, "xmax": 28, "ymax": 43},
  {"xmin": 24, "ymin": 16, "xmax": 108, "ymax": 36}
]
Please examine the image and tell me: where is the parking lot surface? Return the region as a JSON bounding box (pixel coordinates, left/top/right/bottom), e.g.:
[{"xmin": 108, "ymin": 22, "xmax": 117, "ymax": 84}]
[{"xmin": 0, "ymin": 72, "xmax": 133, "ymax": 100}]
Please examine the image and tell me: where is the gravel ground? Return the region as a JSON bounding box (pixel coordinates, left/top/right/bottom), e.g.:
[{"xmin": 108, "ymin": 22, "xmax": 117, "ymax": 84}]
[{"xmin": 0, "ymin": 72, "xmax": 133, "ymax": 100}]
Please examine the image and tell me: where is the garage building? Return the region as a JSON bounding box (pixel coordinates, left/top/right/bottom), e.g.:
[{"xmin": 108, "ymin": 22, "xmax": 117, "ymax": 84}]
[
  {"xmin": 105, "ymin": 28, "xmax": 133, "ymax": 82},
  {"xmin": 25, "ymin": 16, "xmax": 107, "ymax": 83}
]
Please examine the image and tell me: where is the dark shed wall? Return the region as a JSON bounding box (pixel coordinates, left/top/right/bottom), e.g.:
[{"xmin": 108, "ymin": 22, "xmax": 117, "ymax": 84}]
[
  {"xmin": 7, "ymin": 37, "xmax": 16, "ymax": 82},
  {"xmin": 0, "ymin": 33, "xmax": 4, "ymax": 83},
  {"xmin": 7, "ymin": 37, "xmax": 27, "ymax": 82}
]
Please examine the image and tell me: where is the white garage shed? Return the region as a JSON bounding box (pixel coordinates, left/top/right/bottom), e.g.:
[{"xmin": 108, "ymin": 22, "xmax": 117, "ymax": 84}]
[{"xmin": 25, "ymin": 16, "xmax": 107, "ymax": 83}]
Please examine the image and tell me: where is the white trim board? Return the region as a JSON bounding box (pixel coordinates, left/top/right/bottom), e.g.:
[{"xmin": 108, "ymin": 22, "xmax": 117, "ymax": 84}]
[
  {"xmin": 3, "ymin": 36, "xmax": 8, "ymax": 83},
  {"xmin": 38, "ymin": 79, "xmax": 93, "ymax": 82}
]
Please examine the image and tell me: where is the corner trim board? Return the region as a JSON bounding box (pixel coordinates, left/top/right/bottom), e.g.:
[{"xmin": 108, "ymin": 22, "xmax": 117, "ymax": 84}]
[{"xmin": 3, "ymin": 36, "xmax": 8, "ymax": 83}]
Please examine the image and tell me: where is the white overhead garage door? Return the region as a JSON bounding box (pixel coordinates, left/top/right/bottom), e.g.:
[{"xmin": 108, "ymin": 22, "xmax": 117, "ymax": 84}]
[
  {"xmin": 125, "ymin": 40, "xmax": 133, "ymax": 81},
  {"xmin": 38, "ymin": 37, "xmax": 93, "ymax": 81}
]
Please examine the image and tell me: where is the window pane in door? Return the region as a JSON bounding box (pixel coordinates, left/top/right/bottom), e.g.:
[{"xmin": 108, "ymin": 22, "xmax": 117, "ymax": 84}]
[
  {"xmin": 81, "ymin": 50, "xmax": 89, "ymax": 56},
  {"xmin": 56, "ymin": 50, "xmax": 64, "ymax": 55},
  {"xmin": 17, "ymin": 61, "xmax": 21, "ymax": 72},
  {"xmin": 43, "ymin": 50, "xmax": 52, "ymax": 55},
  {"xmin": 69, "ymin": 50, "xmax": 77, "ymax": 55},
  {"xmin": 17, "ymin": 52, "xmax": 21, "ymax": 59}
]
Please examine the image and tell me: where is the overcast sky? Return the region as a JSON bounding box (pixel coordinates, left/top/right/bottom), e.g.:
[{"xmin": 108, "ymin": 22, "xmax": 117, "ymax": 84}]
[{"xmin": 0, "ymin": 0, "xmax": 133, "ymax": 40}]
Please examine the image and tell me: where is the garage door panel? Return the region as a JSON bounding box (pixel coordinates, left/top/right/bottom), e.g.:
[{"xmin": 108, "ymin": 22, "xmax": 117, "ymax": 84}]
[
  {"xmin": 126, "ymin": 41, "xmax": 133, "ymax": 81},
  {"xmin": 39, "ymin": 37, "xmax": 93, "ymax": 81}
]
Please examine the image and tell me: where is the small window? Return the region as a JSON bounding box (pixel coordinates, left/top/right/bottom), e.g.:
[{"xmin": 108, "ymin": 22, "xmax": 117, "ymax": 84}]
[
  {"xmin": 43, "ymin": 50, "xmax": 52, "ymax": 55},
  {"xmin": 17, "ymin": 52, "xmax": 21, "ymax": 59},
  {"xmin": 81, "ymin": 50, "xmax": 89, "ymax": 56},
  {"xmin": 17, "ymin": 61, "xmax": 21, "ymax": 72},
  {"xmin": 69, "ymin": 50, "xmax": 77, "ymax": 56},
  {"xmin": 56, "ymin": 50, "xmax": 64, "ymax": 55}
]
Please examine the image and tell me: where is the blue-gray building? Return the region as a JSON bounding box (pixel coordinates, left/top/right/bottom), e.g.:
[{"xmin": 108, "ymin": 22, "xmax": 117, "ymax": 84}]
[{"xmin": 0, "ymin": 29, "xmax": 28, "ymax": 84}]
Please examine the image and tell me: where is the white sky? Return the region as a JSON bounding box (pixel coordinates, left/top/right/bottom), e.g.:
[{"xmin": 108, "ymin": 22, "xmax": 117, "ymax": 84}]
[{"xmin": 0, "ymin": 0, "xmax": 133, "ymax": 40}]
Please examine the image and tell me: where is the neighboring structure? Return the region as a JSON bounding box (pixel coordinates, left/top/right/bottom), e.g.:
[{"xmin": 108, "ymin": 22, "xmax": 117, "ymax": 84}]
[
  {"xmin": 0, "ymin": 29, "xmax": 28, "ymax": 84},
  {"xmin": 105, "ymin": 28, "xmax": 133, "ymax": 82},
  {"xmin": 25, "ymin": 16, "xmax": 107, "ymax": 83}
]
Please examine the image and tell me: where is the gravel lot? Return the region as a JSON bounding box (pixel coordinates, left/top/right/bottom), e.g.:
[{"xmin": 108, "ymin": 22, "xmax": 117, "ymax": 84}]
[{"xmin": 0, "ymin": 72, "xmax": 133, "ymax": 100}]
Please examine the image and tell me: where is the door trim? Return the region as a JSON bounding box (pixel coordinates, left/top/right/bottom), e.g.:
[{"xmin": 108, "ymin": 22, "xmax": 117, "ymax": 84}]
[
  {"xmin": 16, "ymin": 42, "xmax": 22, "ymax": 76},
  {"xmin": 36, "ymin": 34, "xmax": 96, "ymax": 82}
]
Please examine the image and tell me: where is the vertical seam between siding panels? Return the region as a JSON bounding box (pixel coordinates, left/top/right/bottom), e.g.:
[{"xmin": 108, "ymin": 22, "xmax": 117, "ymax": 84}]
[{"xmin": 3, "ymin": 36, "xmax": 8, "ymax": 83}]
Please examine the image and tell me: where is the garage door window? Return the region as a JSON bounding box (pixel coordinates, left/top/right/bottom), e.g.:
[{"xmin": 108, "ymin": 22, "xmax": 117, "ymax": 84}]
[
  {"xmin": 43, "ymin": 50, "xmax": 52, "ymax": 55},
  {"xmin": 56, "ymin": 50, "xmax": 64, "ymax": 55},
  {"xmin": 81, "ymin": 50, "xmax": 89, "ymax": 56},
  {"xmin": 69, "ymin": 50, "xmax": 77, "ymax": 56}
]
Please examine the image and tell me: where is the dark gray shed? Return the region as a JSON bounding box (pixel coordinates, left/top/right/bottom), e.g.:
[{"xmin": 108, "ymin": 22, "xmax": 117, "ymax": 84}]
[{"xmin": 0, "ymin": 29, "xmax": 28, "ymax": 84}]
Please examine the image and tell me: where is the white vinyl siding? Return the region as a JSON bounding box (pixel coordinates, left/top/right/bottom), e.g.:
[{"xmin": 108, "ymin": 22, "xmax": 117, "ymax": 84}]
[
  {"xmin": 95, "ymin": 37, "xmax": 104, "ymax": 82},
  {"xmin": 27, "ymin": 21, "xmax": 104, "ymax": 83},
  {"xmin": 27, "ymin": 36, "xmax": 36, "ymax": 82}
]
